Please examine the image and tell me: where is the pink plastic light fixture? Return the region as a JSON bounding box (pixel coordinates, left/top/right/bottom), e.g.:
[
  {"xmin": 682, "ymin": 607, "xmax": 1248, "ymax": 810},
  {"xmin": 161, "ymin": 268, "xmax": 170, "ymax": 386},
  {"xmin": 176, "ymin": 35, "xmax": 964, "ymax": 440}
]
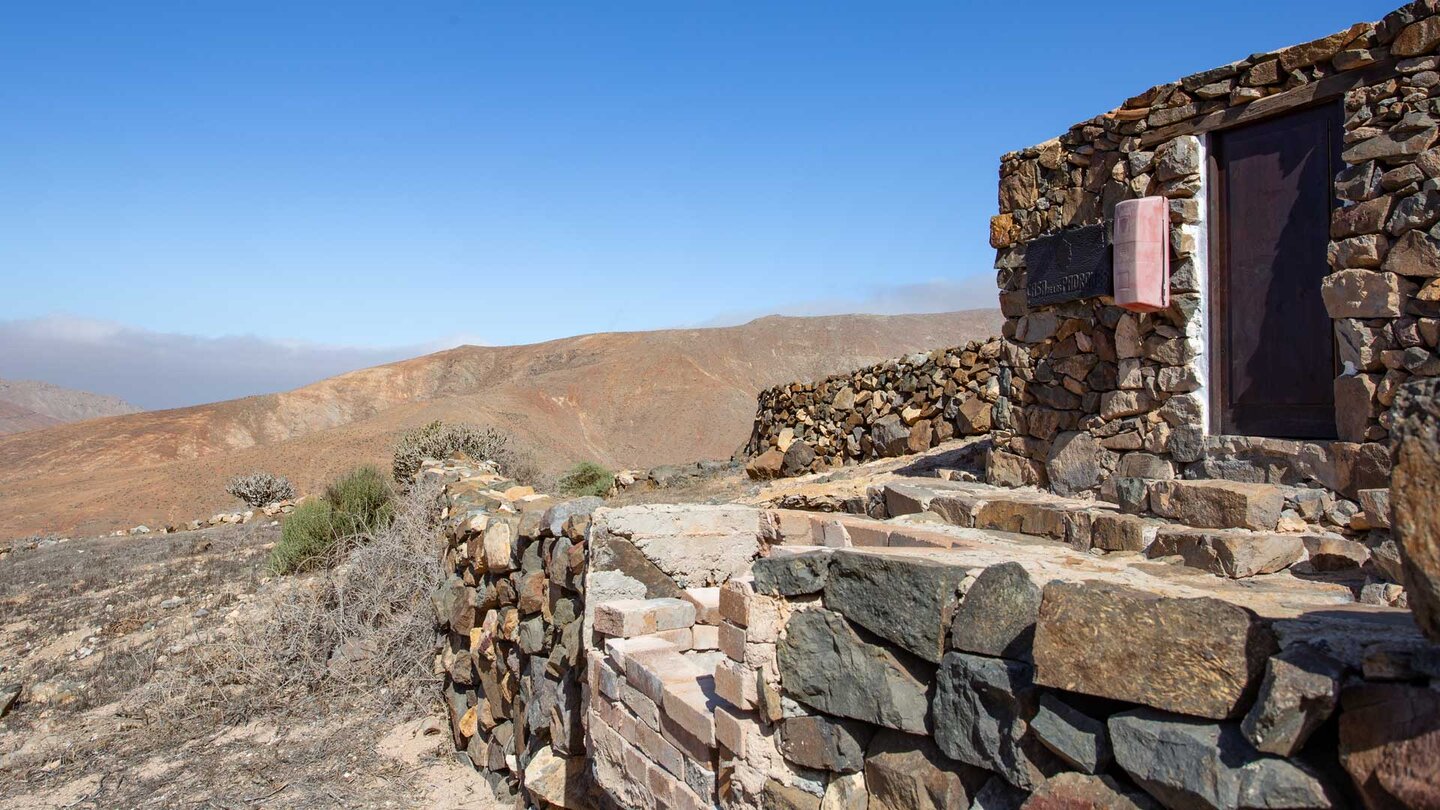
[{"xmin": 1113, "ymin": 196, "xmax": 1171, "ymax": 312}]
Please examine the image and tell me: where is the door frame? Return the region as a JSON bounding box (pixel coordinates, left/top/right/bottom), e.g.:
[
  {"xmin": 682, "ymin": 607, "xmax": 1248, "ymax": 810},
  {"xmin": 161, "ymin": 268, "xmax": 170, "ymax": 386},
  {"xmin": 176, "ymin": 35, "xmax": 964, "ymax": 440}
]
[{"xmin": 1204, "ymin": 98, "xmax": 1345, "ymax": 439}]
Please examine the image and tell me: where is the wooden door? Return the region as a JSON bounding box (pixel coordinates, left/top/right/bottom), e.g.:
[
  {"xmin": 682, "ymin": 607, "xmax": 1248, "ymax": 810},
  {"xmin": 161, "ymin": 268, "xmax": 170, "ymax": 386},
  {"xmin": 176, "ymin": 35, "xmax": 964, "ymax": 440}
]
[{"xmin": 1211, "ymin": 103, "xmax": 1341, "ymax": 439}]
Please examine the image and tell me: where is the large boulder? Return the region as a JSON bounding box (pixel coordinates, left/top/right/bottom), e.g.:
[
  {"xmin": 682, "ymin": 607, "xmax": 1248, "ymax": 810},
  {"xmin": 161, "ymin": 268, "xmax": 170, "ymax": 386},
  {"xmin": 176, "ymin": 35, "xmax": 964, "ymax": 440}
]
[
  {"xmin": 783, "ymin": 441, "xmax": 818, "ymax": 477},
  {"xmin": 932, "ymin": 652, "xmax": 1058, "ymax": 790},
  {"xmin": 824, "ymin": 549, "xmax": 972, "ymax": 663},
  {"xmin": 746, "ymin": 448, "xmax": 786, "ymax": 480},
  {"xmin": 1033, "ymin": 581, "xmax": 1276, "ymax": 719},
  {"xmin": 778, "ymin": 609, "xmax": 932, "ymax": 734},
  {"xmin": 1391, "ymin": 378, "xmax": 1440, "ymax": 643},
  {"xmin": 1145, "ymin": 529, "xmax": 1303, "ymax": 579},
  {"xmin": 1110, "ymin": 709, "xmax": 1338, "ymax": 809},
  {"xmin": 1046, "ymin": 432, "xmax": 1116, "ymax": 496},
  {"xmin": 752, "ymin": 550, "xmax": 831, "ymax": 597},
  {"xmin": 948, "ymin": 562, "xmax": 1042, "ymax": 662}
]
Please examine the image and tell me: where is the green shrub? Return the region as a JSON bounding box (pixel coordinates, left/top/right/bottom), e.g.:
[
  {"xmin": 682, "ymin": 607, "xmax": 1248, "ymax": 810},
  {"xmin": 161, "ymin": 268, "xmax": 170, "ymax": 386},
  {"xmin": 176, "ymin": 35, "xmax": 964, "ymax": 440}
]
[
  {"xmin": 271, "ymin": 499, "xmax": 336, "ymax": 574},
  {"xmin": 325, "ymin": 465, "xmax": 395, "ymax": 536},
  {"xmin": 270, "ymin": 466, "xmax": 396, "ymax": 574},
  {"xmin": 392, "ymin": 420, "xmax": 537, "ymax": 485},
  {"xmin": 557, "ymin": 461, "xmax": 614, "ymax": 498}
]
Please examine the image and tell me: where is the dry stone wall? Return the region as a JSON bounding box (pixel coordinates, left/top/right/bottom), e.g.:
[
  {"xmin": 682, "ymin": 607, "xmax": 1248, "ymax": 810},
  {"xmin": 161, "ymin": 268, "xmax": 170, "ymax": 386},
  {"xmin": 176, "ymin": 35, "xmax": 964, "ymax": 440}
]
[
  {"xmin": 989, "ymin": 1, "xmax": 1440, "ymax": 501},
  {"xmin": 731, "ymin": 511, "xmax": 1439, "ymax": 810},
  {"xmin": 428, "ymin": 457, "xmax": 599, "ymax": 807},
  {"xmin": 742, "ymin": 338, "xmax": 1002, "ymax": 479}
]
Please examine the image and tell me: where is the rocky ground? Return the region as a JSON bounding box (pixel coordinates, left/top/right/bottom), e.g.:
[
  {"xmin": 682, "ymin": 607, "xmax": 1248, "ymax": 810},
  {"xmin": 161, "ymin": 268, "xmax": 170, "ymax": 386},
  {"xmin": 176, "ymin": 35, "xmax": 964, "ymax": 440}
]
[{"xmin": 0, "ymin": 522, "xmax": 499, "ymax": 809}]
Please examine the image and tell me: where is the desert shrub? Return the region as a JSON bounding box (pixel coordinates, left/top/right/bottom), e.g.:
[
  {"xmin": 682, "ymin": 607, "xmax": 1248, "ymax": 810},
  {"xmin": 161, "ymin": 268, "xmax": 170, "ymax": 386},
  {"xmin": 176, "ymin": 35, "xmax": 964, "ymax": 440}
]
[
  {"xmin": 270, "ymin": 499, "xmax": 335, "ymax": 574},
  {"xmin": 324, "ymin": 465, "xmax": 394, "ymax": 536},
  {"xmin": 225, "ymin": 471, "xmax": 295, "ymax": 507},
  {"xmin": 270, "ymin": 466, "xmax": 395, "ymax": 574},
  {"xmin": 391, "ymin": 419, "xmax": 539, "ymax": 485},
  {"xmin": 144, "ymin": 477, "xmax": 446, "ymax": 722},
  {"xmin": 558, "ymin": 460, "xmax": 614, "ymax": 497}
]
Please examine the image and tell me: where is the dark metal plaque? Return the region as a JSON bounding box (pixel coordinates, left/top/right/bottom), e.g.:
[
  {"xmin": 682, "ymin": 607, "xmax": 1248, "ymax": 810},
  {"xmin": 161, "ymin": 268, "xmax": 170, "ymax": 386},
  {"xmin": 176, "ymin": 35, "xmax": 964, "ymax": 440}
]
[{"xmin": 1024, "ymin": 225, "xmax": 1113, "ymax": 306}]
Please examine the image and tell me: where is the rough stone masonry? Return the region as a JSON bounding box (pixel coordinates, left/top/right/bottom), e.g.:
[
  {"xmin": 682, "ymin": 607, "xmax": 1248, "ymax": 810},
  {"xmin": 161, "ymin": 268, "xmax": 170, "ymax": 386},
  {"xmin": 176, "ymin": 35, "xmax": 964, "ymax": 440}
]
[
  {"xmin": 742, "ymin": 338, "xmax": 1002, "ymax": 479},
  {"xmin": 430, "ymin": 453, "xmax": 1440, "ymax": 809},
  {"xmin": 990, "ymin": 0, "xmax": 1440, "ymax": 501}
]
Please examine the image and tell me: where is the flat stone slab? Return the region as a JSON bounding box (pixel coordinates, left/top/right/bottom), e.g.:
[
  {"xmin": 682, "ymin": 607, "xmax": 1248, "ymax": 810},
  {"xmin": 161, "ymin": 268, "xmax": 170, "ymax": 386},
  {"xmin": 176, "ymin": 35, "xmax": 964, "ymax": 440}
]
[
  {"xmin": 1148, "ymin": 479, "xmax": 1285, "ymax": 531},
  {"xmin": 594, "ymin": 598, "xmax": 697, "ymax": 638},
  {"xmin": 1147, "ymin": 529, "xmax": 1304, "ymax": 579},
  {"xmin": 1033, "ymin": 581, "xmax": 1276, "ymax": 719},
  {"xmin": 591, "ymin": 504, "xmax": 763, "ymax": 588},
  {"xmin": 752, "ymin": 549, "xmax": 831, "ymax": 596}
]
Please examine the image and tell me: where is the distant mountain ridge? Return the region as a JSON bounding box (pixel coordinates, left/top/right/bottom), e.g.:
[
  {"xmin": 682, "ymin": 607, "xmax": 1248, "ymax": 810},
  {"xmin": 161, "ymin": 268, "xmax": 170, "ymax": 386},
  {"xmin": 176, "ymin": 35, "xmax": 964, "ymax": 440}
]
[
  {"xmin": 0, "ymin": 379, "xmax": 142, "ymax": 436},
  {"xmin": 0, "ymin": 309, "xmax": 1002, "ymax": 537}
]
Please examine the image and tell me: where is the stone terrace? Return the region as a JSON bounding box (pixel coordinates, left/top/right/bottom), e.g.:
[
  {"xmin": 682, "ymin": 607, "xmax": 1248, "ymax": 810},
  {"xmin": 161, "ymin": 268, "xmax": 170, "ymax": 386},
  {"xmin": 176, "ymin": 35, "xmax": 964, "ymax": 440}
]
[{"xmin": 429, "ymin": 441, "xmax": 1436, "ymax": 809}]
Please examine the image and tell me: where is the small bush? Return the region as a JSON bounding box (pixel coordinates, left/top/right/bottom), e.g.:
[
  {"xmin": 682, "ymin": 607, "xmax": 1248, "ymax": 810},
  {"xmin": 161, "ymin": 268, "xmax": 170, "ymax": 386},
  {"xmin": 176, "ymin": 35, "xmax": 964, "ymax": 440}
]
[
  {"xmin": 271, "ymin": 499, "xmax": 336, "ymax": 575},
  {"xmin": 391, "ymin": 420, "xmax": 538, "ymax": 485},
  {"xmin": 270, "ymin": 466, "xmax": 396, "ymax": 574},
  {"xmin": 147, "ymin": 477, "xmax": 447, "ymax": 721},
  {"xmin": 557, "ymin": 461, "xmax": 614, "ymax": 498},
  {"xmin": 325, "ymin": 466, "xmax": 394, "ymax": 536},
  {"xmin": 226, "ymin": 471, "xmax": 295, "ymax": 508}
]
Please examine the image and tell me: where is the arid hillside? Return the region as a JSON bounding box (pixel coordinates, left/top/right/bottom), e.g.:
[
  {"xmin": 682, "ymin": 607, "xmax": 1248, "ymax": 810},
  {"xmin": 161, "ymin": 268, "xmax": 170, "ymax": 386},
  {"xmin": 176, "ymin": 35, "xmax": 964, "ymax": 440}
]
[
  {"xmin": 0, "ymin": 379, "xmax": 142, "ymax": 436},
  {"xmin": 0, "ymin": 310, "xmax": 1000, "ymax": 537}
]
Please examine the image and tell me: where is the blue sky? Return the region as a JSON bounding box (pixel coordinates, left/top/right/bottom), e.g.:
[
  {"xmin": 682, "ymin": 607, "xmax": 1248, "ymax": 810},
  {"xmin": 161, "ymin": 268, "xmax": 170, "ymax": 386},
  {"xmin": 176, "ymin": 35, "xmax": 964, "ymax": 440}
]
[{"xmin": 0, "ymin": 1, "xmax": 1398, "ymax": 406}]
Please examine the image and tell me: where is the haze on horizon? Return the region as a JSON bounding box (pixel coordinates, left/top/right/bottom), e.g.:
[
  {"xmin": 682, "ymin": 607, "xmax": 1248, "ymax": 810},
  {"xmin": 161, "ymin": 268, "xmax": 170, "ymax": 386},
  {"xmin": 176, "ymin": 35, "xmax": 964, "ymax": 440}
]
[{"xmin": 1, "ymin": 0, "xmax": 1394, "ymax": 408}]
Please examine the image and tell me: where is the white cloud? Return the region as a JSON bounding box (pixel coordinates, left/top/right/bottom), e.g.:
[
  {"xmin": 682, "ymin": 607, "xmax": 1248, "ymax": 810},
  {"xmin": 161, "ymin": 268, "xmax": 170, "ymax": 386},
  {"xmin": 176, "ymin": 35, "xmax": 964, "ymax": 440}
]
[
  {"xmin": 0, "ymin": 315, "xmax": 481, "ymax": 410},
  {"xmin": 0, "ymin": 281, "xmax": 997, "ymax": 412}
]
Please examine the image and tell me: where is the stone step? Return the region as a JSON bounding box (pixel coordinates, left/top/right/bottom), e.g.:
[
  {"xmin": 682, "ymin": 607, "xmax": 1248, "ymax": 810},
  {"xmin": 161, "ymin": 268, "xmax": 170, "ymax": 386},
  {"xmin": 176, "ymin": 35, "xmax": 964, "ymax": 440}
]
[
  {"xmin": 817, "ymin": 477, "xmax": 1373, "ymax": 583},
  {"xmin": 1147, "ymin": 479, "xmax": 1285, "ymax": 531},
  {"xmin": 770, "ymin": 495, "xmax": 1373, "ymax": 591}
]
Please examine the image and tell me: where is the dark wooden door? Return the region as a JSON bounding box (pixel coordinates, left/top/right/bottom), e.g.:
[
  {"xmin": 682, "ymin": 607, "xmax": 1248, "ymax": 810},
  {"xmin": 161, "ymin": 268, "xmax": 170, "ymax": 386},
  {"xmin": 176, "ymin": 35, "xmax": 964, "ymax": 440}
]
[{"xmin": 1212, "ymin": 103, "xmax": 1341, "ymax": 439}]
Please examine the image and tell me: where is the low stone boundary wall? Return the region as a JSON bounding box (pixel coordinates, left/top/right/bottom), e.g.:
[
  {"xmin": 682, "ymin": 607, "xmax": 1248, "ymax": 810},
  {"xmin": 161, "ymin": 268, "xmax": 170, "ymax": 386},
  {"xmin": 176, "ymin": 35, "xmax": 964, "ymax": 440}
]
[
  {"xmin": 741, "ymin": 339, "xmax": 1002, "ymax": 478},
  {"xmin": 428, "ymin": 458, "xmax": 599, "ymax": 807}
]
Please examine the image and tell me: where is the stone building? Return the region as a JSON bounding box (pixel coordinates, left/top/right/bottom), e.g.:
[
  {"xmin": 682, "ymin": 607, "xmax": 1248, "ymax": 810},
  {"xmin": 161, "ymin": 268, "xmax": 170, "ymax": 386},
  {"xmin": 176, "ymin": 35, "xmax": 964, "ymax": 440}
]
[{"xmin": 990, "ymin": 0, "xmax": 1440, "ymax": 501}]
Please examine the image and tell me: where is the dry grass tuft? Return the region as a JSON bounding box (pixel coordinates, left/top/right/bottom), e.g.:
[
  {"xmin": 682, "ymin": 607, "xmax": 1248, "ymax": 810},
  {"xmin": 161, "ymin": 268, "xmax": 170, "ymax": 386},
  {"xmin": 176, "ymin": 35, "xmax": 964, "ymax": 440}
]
[{"xmin": 140, "ymin": 478, "xmax": 446, "ymax": 726}]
